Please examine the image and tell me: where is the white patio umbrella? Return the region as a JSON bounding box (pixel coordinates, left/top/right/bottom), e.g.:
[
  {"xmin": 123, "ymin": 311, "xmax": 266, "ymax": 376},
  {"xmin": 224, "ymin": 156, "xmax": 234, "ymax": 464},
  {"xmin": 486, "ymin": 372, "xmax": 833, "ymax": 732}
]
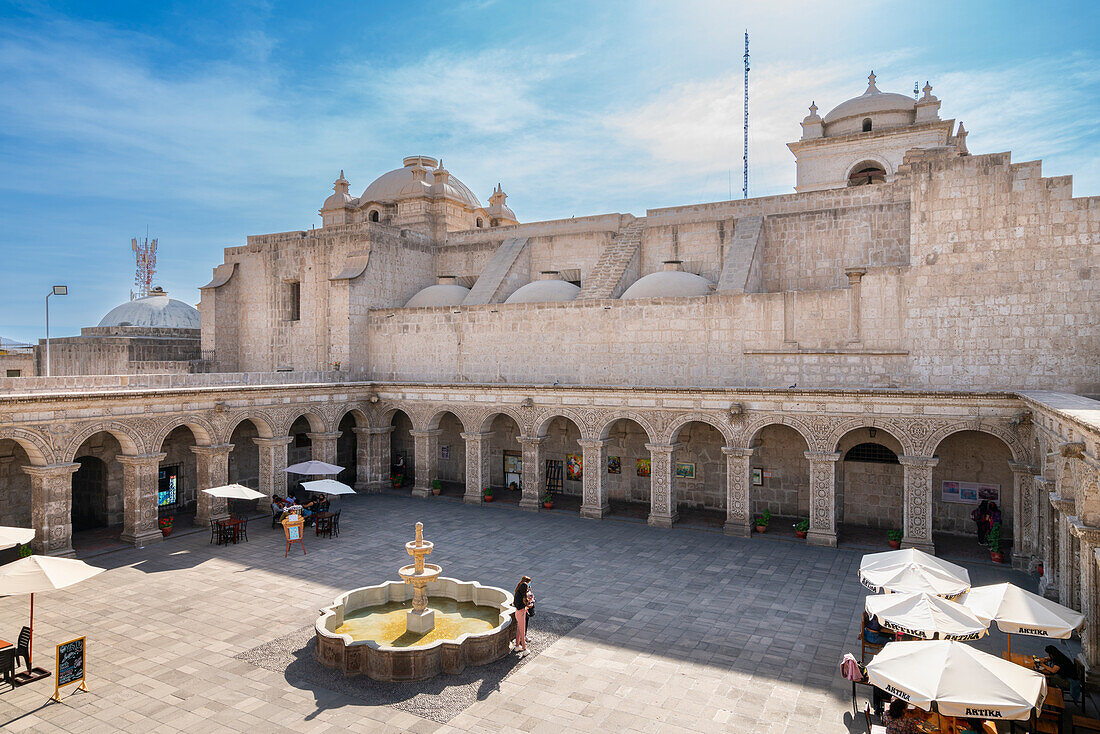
[
  {"xmin": 865, "ymin": 592, "xmax": 988, "ymax": 641},
  {"xmin": 203, "ymin": 484, "xmax": 267, "ymax": 516},
  {"xmin": 0, "ymin": 555, "xmax": 104, "ymax": 674},
  {"xmin": 301, "ymin": 479, "xmax": 356, "ymax": 495},
  {"xmin": 866, "ymin": 640, "xmax": 1047, "ymax": 721},
  {"xmin": 284, "ymin": 460, "xmax": 343, "ymax": 476},
  {"xmin": 859, "ymin": 548, "xmax": 971, "ymax": 599},
  {"xmin": 0, "ymin": 526, "xmax": 34, "ymax": 549},
  {"xmin": 961, "ymin": 582, "xmax": 1085, "ymax": 655}
]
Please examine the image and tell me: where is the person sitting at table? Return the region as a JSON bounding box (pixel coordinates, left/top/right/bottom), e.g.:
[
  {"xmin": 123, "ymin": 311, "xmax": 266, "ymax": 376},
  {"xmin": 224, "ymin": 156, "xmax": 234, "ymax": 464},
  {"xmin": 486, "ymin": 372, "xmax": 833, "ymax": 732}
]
[
  {"xmin": 880, "ymin": 698, "xmax": 920, "ymax": 734},
  {"xmin": 864, "ymin": 613, "xmax": 894, "ymax": 646},
  {"xmin": 1036, "ymin": 644, "xmax": 1077, "ymax": 689},
  {"xmin": 271, "ymin": 495, "xmax": 285, "ymax": 516}
]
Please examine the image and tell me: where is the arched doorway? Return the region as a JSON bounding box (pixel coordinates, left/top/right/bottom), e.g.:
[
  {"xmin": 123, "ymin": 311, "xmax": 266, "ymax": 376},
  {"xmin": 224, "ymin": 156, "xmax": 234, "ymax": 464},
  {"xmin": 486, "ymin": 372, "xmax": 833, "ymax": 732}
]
[
  {"xmin": 931, "ymin": 430, "xmax": 1015, "ymax": 558},
  {"xmin": 431, "ymin": 411, "xmax": 466, "ymax": 498},
  {"xmin": 601, "ymin": 418, "xmax": 651, "ymax": 520},
  {"xmin": 70, "ymin": 431, "xmax": 125, "ymax": 549},
  {"xmin": 671, "ymin": 421, "xmax": 727, "ymax": 528},
  {"xmin": 157, "ymin": 425, "xmax": 199, "ymax": 522},
  {"xmin": 835, "ymin": 427, "xmax": 905, "ymax": 546},
  {"xmin": 485, "ymin": 413, "xmax": 523, "ymax": 504},
  {"xmin": 0, "ymin": 439, "xmax": 33, "ymax": 529},
  {"xmin": 72, "ymin": 456, "xmax": 107, "ymax": 532},
  {"xmin": 336, "ymin": 413, "xmax": 359, "ymax": 489},
  {"xmin": 228, "ymin": 419, "xmax": 262, "ymax": 490},
  {"xmin": 536, "ymin": 416, "xmax": 583, "ymax": 513},
  {"xmin": 748, "ymin": 424, "xmax": 810, "ymax": 536},
  {"xmin": 389, "ymin": 410, "xmax": 414, "ymax": 490}
]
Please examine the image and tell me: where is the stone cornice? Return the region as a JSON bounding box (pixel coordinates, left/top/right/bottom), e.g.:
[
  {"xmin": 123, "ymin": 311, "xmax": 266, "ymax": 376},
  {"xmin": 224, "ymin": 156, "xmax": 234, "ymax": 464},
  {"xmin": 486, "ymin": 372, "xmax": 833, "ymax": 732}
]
[{"xmin": 1069, "ymin": 518, "xmax": 1100, "ymax": 546}]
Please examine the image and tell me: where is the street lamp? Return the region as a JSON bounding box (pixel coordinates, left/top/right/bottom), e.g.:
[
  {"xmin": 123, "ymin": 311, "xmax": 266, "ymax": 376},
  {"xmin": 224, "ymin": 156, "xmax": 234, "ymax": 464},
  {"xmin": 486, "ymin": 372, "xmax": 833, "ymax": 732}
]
[{"xmin": 45, "ymin": 285, "xmax": 67, "ymax": 377}]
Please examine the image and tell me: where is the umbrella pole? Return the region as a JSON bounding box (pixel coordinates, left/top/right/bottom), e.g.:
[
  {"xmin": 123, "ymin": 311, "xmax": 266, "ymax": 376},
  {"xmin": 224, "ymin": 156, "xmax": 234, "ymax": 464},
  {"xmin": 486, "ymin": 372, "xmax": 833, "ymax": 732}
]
[
  {"xmin": 1006, "ymin": 631, "xmax": 1011, "ymax": 658},
  {"xmin": 28, "ymin": 591, "xmax": 33, "ymax": 666}
]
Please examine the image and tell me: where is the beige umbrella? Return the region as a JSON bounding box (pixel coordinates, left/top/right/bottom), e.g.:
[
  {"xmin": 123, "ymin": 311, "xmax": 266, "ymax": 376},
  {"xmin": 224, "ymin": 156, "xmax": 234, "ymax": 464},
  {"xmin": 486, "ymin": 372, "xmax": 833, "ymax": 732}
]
[
  {"xmin": 284, "ymin": 461, "xmax": 343, "ymax": 475},
  {"xmin": 0, "ymin": 526, "xmax": 34, "ymax": 550},
  {"xmin": 961, "ymin": 582, "xmax": 1085, "ymax": 656},
  {"xmin": 301, "ymin": 479, "xmax": 355, "ymax": 495},
  {"xmin": 859, "ymin": 548, "xmax": 971, "ymax": 599},
  {"xmin": 866, "ymin": 592, "xmax": 988, "ymax": 641},
  {"xmin": 203, "ymin": 484, "xmax": 266, "ymax": 516},
  {"xmin": 0, "ymin": 555, "xmax": 104, "ymax": 675}
]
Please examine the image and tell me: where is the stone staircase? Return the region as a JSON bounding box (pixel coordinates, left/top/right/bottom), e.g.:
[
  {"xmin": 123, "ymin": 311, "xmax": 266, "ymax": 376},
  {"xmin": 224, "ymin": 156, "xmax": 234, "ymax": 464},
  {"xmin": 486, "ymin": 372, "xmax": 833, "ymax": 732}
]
[
  {"xmin": 462, "ymin": 237, "xmax": 530, "ymax": 305},
  {"xmin": 716, "ymin": 216, "xmax": 764, "ymax": 294},
  {"xmin": 576, "ymin": 220, "xmax": 646, "ymax": 300}
]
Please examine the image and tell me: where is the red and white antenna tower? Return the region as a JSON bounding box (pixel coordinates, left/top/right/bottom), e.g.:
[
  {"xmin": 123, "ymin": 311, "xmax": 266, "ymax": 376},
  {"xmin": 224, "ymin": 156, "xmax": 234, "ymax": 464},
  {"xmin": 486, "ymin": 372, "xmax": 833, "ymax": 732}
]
[{"xmin": 131, "ymin": 235, "xmax": 158, "ymax": 300}]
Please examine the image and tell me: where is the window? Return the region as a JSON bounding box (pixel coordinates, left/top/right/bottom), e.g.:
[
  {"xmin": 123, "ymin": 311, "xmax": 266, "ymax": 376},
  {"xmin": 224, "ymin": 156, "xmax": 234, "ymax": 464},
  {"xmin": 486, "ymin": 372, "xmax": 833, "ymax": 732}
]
[
  {"xmin": 848, "ymin": 163, "xmax": 886, "ymax": 186},
  {"xmin": 862, "ymin": 118, "xmax": 872, "ymax": 132},
  {"xmin": 158, "ymin": 465, "xmax": 180, "ymax": 506},
  {"xmin": 285, "ymin": 281, "xmax": 301, "ymax": 321},
  {"xmin": 5, "ymin": 369, "xmax": 20, "ymax": 377},
  {"xmin": 369, "ymin": 210, "xmax": 380, "ymax": 222},
  {"xmin": 844, "ymin": 443, "xmax": 899, "ymax": 464},
  {"xmin": 476, "ymin": 218, "xmax": 483, "ymax": 228}
]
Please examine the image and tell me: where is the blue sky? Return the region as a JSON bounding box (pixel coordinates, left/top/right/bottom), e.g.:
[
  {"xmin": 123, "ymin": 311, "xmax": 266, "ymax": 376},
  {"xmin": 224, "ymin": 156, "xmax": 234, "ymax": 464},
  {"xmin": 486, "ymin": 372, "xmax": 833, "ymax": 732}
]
[{"xmin": 1, "ymin": 0, "xmax": 1098, "ymax": 342}]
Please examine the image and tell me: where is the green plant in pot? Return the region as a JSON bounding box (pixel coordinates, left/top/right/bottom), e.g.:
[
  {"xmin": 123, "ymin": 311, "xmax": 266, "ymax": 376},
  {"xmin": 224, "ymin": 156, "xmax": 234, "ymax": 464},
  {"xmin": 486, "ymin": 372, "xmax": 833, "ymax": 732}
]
[
  {"xmin": 886, "ymin": 529, "xmax": 903, "ymax": 549},
  {"xmin": 483, "ymin": 486, "xmax": 494, "ymax": 502},
  {"xmin": 988, "ymin": 522, "xmax": 1005, "ymax": 563},
  {"xmin": 390, "ymin": 474, "xmax": 402, "ymax": 489},
  {"xmin": 431, "ymin": 479, "xmax": 442, "ymax": 495},
  {"xmin": 754, "ymin": 509, "xmax": 771, "ymax": 533},
  {"xmin": 793, "ymin": 518, "xmax": 809, "ymax": 539},
  {"xmin": 542, "ymin": 492, "xmax": 554, "ymax": 509}
]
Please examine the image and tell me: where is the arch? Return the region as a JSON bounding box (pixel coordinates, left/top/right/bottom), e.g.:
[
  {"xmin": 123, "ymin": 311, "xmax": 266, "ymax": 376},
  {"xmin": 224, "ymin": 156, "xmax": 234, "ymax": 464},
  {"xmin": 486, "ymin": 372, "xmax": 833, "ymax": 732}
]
[
  {"xmin": 64, "ymin": 422, "xmax": 143, "ymax": 462},
  {"xmin": 0, "ymin": 427, "xmax": 54, "ymax": 465},
  {"xmin": 596, "ymin": 413, "xmax": 657, "ymax": 443},
  {"xmin": 150, "ymin": 415, "xmax": 216, "ymax": 451},
  {"xmin": 664, "ymin": 413, "xmax": 734, "ymax": 445},
  {"xmin": 369, "ymin": 210, "xmax": 380, "ymax": 222},
  {"xmin": 476, "ymin": 407, "xmax": 529, "ymax": 435},
  {"xmin": 923, "ymin": 422, "xmax": 1026, "ymax": 464},
  {"xmin": 220, "ymin": 411, "xmax": 276, "ymax": 443},
  {"xmin": 425, "ymin": 409, "xmax": 467, "ymax": 433},
  {"xmin": 825, "ymin": 418, "xmax": 914, "ymax": 456},
  {"xmin": 739, "ymin": 414, "xmax": 815, "ymax": 451},
  {"xmin": 279, "ymin": 411, "xmax": 325, "ymax": 436},
  {"xmin": 476, "ymin": 217, "xmax": 483, "ymax": 228},
  {"xmin": 861, "ymin": 117, "xmax": 872, "ymax": 132},
  {"xmin": 844, "ymin": 156, "xmax": 891, "ymax": 184},
  {"xmin": 534, "ymin": 408, "xmax": 591, "ymax": 439},
  {"xmin": 334, "ymin": 405, "xmax": 370, "ymax": 431}
]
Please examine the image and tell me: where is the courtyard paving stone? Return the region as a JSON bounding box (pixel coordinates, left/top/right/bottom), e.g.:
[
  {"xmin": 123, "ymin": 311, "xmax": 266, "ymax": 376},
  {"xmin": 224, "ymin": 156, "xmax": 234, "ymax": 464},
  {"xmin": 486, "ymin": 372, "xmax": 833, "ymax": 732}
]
[{"xmin": 0, "ymin": 493, "xmax": 1055, "ymax": 732}]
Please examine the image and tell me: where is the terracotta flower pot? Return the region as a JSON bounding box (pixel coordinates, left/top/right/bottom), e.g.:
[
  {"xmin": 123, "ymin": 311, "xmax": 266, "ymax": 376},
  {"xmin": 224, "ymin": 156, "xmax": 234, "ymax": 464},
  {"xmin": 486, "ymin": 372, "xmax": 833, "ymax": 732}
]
[
  {"xmin": 755, "ymin": 525, "xmax": 767, "ymax": 533},
  {"xmin": 991, "ymin": 551, "xmax": 1005, "ymax": 564},
  {"xmin": 543, "ymin": 502, "xmax": 554, "ymax": 509},
  {"xmin": 432, "ymin": 488, "xmax": 441, "ymax": 496},
  {"xmin": 888, "ymin": 540, "xmax": 901, "ymax": 549},
  {"xmin": 160, "ymin": 527, "xmax": 172, "ymax": 537},
  {"xmin": 483, "ymin": 494, "xmax": 494, "ymax": 503},
  {"xmin": 795, "ymin": 530, "xmax": 807, "ymax": 539}
]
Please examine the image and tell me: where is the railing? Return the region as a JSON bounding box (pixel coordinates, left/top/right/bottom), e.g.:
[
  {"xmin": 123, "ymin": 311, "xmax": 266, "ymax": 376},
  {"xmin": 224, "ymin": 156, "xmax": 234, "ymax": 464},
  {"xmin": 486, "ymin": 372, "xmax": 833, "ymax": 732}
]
[{"xmin": 0, "ymin": 370, "xmax": 366, "ymax": 396}]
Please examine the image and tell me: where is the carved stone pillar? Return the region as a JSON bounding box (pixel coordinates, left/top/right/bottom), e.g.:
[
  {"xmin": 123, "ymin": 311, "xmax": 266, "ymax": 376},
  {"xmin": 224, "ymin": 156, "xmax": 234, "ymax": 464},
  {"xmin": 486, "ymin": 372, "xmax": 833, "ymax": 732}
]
[
  {"xmin": 804, "ymin": 451, "xmax": 841, "ymax": 547},
  {"xmin": 517, "ymin": 436, "xmax": 546, "ymax": 511},
  {"xmin": 646, "ymin": 443, "xmax": 680, "ymax": 528},
  {"xmin": 118, "ymin": 452, "xmax": 166, "ymax": 547},
  {"xmin": 1009, "ymin": 461, "xmax": 1039, "ymax": 567},
  {"xmin": 191, "ymin": 444, "xmax": 233, "ymax": 525},
  {"xmin": 254, "ymin": 436, "xmax": 292, "ymax": 502},
  {"xmin": 1054, "ymin": 496, "xmax": 1076, "ymax": 607},
  {"xmin": 722, "ymin": 446, "xmax": 755, "ymax": 537},
  {"xmin": 461, "ymin": 431, "xmax": 492, "ymax": 504},
  {"xmin": 354, "ymin": 427, "xmax": 391, "ymax": 492},
  {"xmin": 409, "ymin": 429, "xmax": 441, "ymax": 498},
  {"xmin": 578, "ymin": 438, "xmax": 610, "ymax": 519},
  {"xmin": 845, "ymin": 267, "xmax": 866, "ymax": 344},
  {"xmin": 898, "ymin": 455, "xmax": 938, "ymax": 554},
  {"xmin": 1068, "ymin": 522, "xmax": 1100, "ymax": 679},
  {"xmin": 24, "ymin": 463, "xmax": 79, "ymax": 557},
  {"xmin": 306, "ymin": 431, "xmax": 341, "ymax": 465}
]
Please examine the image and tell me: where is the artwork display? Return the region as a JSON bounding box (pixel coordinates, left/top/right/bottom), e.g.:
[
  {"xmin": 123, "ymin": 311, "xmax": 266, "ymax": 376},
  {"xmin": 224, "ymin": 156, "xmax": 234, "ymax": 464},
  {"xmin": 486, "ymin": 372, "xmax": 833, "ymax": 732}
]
[
  {"xmin": 607, "ymin": 456, "xmax": 621, "ymax": 474},
  {"xmin": 566, "ymin": 454, "xmax": 583, "ymax": 481},
  {"xmin": 636, "ymin": 458, "xmax": 651, "ymax": 477},
  {"xmin": 504, "ymin": 454, "xmax": 522, "ymax": 473},
  {"xmin": 942, "ymin": 480, "xmax": 999, "ymax": 504},
  {"xmin": 440, "ymin": 445, "xmax": 450, "ymax": 460},
  {"xmin": 675, "ymin": 462, "xmax": 695, "ymax": 479},
  {"xmin": 752, "ymin": 468, "xmax": 763, "ymax": 486}
]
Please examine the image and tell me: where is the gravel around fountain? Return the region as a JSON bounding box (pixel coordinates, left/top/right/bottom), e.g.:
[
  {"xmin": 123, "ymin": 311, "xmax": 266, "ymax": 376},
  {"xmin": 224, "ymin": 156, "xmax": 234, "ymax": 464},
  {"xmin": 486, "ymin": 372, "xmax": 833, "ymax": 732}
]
[{"xmin": 236, "ymin": 610, "xmax": 583, "ymax": 724}]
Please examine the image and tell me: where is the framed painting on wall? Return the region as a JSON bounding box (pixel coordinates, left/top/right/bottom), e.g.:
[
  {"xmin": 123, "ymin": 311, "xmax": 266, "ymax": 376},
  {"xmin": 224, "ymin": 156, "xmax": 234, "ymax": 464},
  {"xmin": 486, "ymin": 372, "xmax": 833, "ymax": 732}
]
[
  {"xmin": 566, "ymin": 454, "xmax": 583, "ymax": 481},
  {"xmin": 607, "ymin": 456, "xmax": 621, "ymax": 474},
  {"xmin": 636, "ymin": 458, "xmax": 651, "ymax": 477},
  {"xmin": 751, "ymin": 468, "xmax": 763, "ymax": 486},
  {"xmin": 440, "ymin": 445, "xmax": 450, "ymax": 460},
  {"xmin": 675, "ymin": 462, "xmax": 695, "ymax": 479}
]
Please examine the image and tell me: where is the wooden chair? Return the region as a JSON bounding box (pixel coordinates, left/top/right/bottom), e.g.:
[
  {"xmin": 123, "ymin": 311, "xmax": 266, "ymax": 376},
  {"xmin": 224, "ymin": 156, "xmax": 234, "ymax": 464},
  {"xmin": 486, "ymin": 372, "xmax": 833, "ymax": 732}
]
[
  {"xmin": 236, "ymin": 518, "xmax": 248, "ymax": 543},
  {"xmin": 315, "ymin": 515, "xmax": 333, "ymax": 538},
  {"xmin": 1072, "ymin": 714, "xmax": 1100, "ymax": 733},
  {"xmin": 863, "ymin": 703, "xmax": 886, "ymax": 734}
]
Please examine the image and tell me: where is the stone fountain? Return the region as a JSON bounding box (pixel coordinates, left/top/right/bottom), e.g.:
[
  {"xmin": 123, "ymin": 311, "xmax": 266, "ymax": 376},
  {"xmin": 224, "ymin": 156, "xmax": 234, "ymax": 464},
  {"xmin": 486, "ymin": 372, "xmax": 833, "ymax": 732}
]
[{"xmin": 314, "ymin": 522, "xmax": 516, "ymax": 681}]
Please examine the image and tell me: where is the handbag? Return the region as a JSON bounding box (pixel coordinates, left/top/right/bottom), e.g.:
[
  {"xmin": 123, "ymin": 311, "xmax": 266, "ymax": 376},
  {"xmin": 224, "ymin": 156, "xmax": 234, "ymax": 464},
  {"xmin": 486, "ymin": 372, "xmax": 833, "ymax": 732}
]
[{"xmin": 526, "ymin": 603, "xmax": 535, "ymax": 619}]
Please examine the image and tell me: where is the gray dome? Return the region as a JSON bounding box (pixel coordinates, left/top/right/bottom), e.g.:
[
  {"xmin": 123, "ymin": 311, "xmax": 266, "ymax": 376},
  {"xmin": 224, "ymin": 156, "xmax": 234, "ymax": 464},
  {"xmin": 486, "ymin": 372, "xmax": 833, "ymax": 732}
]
[
  {"xmin": 405, "ymin": 284, "xmax": 471, "ymax": 308},
  {"xmin": 98, "ymin": 291, "xmax": 200, "ymax": 329},
  {"xmin": 620, "ymin": 271, "xmax": 713, "ymax": 300},
  {"xmin": 504, "ymin": 280, "xmax": 580, "ymax": 304},
  {"xmin": 362, "ymin": 156, "xmax": 482, "ymax": 209}
]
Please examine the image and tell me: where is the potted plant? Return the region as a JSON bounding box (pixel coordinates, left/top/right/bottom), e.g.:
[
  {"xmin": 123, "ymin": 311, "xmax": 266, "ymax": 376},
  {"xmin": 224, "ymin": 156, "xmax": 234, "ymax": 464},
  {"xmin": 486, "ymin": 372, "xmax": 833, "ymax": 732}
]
[
  {"xmin": 18, "ymin": 543, "xmax": 32, "ymax": 558},
  {"xmin": 754, "ymin": 509, "xmax": 771, "ymax": 533},
  {"xmin": 390, "ymin": 474, "xmax": 402, "ymax": 489},
  {"xmin": 793, "ymin": 518, "xmax": 809, "ymax": 539},
  {"xmin": 431, "ymin": 479, "xmax": 442, "ymax": 496},
  {"xmin": 159, "ymin": 517, "xmax": 173, "ymax": 537},
  {"xmin": 886, "ymin": 529, "xmax": 902, "ymax": 549},
  {"xmin": 542, "ymin": 492, "xmax": 554, "ymax": 510},
  {"xmin": 483, "ymin": 487, "xmax": 494, "ymax": 503},
  {"xmin": 508, "ymin": 481, "xmax": 519, "ymax": 493},
  {"xmin": 988, "ymin": 522, "xmax": 1005, "ymax": 563}
]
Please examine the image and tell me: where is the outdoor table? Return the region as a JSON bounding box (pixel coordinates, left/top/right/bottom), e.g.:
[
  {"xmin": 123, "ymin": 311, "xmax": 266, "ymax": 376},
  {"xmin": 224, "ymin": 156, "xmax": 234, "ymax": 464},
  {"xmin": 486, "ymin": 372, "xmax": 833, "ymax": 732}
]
[
  {"xmin": 0, "ymin": 638, "xmax": 10, "ymax": 650},
  {"xmin": 216, "ymin": 518, "xmax": 245, "ymax": 545},
  {"xmin": 1002, "ymin": 652, "xmax": 1065, "ymax": 718},
  {"xmin": 314, "ymin": 512, "xmax": 334, "ymax": 537}
]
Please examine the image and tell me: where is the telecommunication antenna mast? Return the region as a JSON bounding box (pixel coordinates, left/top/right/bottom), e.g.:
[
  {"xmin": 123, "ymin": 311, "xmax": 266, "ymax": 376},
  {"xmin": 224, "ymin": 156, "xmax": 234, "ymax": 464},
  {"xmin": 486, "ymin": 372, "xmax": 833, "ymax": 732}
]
[
  {"xmin": 131, "ymin": 235, "xmax": 158, "ymax": 300},
  {"xmin": 742, "ymin": 30, "xmax": 750, "ymax": 199}
]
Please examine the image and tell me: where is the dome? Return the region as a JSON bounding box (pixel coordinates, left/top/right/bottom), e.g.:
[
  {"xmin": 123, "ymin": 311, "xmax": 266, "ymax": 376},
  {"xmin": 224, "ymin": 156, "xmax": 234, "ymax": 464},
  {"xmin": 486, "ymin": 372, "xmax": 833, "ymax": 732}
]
[
  {"xmin": 361, "ymin": 156, "xmax": 482, "ymax": 209},
  {"xmin": 620, "ymin": 270, "xmax": 713, "ymax": 300},
  {"xmin": 98, "ymin": 289, "xmax": 200, "ymax": 329},
  {"xmin": 823, "ymin": 72, "xmax": 915, "ymax": 126},
  {"xmin": 322, "ymin": 191, "xmax": 355, "ymax": 210},
  {"xmin": 504, "ymin": 279, "xmax": 580, "ymax": 304},
  {"xmin": 405, "ymin": 284, "xmax": 471, "ymax": 308}
]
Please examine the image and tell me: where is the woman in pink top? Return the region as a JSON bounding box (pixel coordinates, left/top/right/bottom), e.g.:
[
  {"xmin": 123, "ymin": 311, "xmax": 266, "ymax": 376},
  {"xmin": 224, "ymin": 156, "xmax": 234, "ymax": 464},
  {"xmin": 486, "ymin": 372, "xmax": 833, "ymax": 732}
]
[{"xmin": 513, "ymin": 576, "xmax": 533, "ymax": 651}]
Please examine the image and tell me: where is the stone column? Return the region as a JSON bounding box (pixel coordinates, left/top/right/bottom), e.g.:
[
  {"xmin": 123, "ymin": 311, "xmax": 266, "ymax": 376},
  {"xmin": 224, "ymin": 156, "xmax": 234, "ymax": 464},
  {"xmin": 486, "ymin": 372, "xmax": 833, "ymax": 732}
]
[
  {"xmin": 118, "ymin": 452, "xmax": 166, "ymax": 547},
  {"xmin": 646, "ymin": 443, "xmax": 680, "ymax": 528},
  {"xmin": 254, "ymin": 436, "xmax": 292, "ymax": 502},
  {"xmin": 517, "ymin": 435, "xmax": 546, "ymax": 511},
  {"xmin": 1009, "ymin": 461, "xmax": 1039, "ymax": 567},
  {"xmin": 409, "ymin": 429, "xmax": 441, "ymax": 498},
  {"xmin": 845, "ymin": 267, "xmax": 866, "ymax": 345},
  {"xmin": 1054, "ymin": 496, "xmax": 1076, "ymax": 607},
  {"xmin": 307, "ymin": 431, "xmax": 341, "ymax": 465},
  {"xmin": 354, "ymin": 427, "xmax": 392, "ymax": 493},
  {"xmin": 461, "ymin": 431, "xmax": 492, "ymax": 504},
  {"xmin": 898, "ymin": 455, "xmax": 938, "ymax": 554},
  {"xmin": 804, "ymin": 451, "xmax": 841, "ymax": 547},
  {"xmin": 1037, "ymin": 478, "xmax": 1058, "ymax": 599},
  {"xmin": 191, "ymin": 444, "xmax": 233, "ymax": 525},
  {"xmin": 722, "ymin": 446, "xmax": 755, "ymax": 537},
  {"xmin": 1070, "ymin": 522, "xmax": 1100, "ymax": 681},
  {"xmin": 23, "ymin": 463, "xmax": 79, "ymax": 557},
  {"xmin": 578, "ymin": 438, "xmax": 610, "ymax": 519}
]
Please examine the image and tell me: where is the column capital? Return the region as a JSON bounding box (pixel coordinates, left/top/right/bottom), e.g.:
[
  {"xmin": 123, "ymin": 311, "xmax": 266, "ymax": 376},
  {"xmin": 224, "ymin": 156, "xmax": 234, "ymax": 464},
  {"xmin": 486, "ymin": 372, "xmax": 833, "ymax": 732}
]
[
  {"xmin": 306, "ymin": 431, "xmax": 342, "ymax": 441},
  {"xmin": 460, "ymin": 431, "xmax": 493, "ymax": 441},
  {"xmin": 253, "ymin": 436, "xmax": 293, "ymax": 448},
  {"xmin": 355, "ymin": 426, "xmax": 394, "ymax": 436},
  {"xmin": 722, "ymin": 446, "xmax": 755, "ymax": 458},
  {"xmin": 517, "ymin": 435, "xmax": 548, "ymax": 446},
  {"xmin": 644, "ymin": 442, "xmax": 682, "ymax": 454},
  {"xmin": 1052, "ymin": 494, "xmax": 1075, "ymax": 512},
  {"xmin": 845, "ymin": 267, "xmax": 867, "ymax": 284},
  {"xmin": 409, "ymin": 429, "xmax": 443, "ymax": 439},
  {"xmin": 577, "ymin": 438, "xmax": 611, "ymax": 449},
  {"xmin": 1009, "ymin": 461, "xmax": 1040, "ymax": 476},
  {"xmin": 804, "ymin": 451, "xmax": 841, "ymax": 463},
  {"xmin": 898, "ymin": 455, "xmax": 939, "ymax": 467},
  {"xmin": 1069, "ymin": 518, "xmax": 1100, "ymax": 546},
  {"xmin": 190, "ymin": 443, "xmax": 234, "ymax": 457},
  {"xmin": 117, "ymin": 452, "xmax": 167, "ymax": 467},
  {"xmin": 22, "ymin": 462, "xmax": 79, "ymax": 478}
]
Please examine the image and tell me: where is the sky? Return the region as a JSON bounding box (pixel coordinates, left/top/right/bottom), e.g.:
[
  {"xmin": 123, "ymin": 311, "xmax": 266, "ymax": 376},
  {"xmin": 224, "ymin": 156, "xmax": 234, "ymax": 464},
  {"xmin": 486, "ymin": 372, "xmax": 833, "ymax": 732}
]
[{"xmin": 1, "ymin": 0, "xmax": 1098, "ymax": 342}]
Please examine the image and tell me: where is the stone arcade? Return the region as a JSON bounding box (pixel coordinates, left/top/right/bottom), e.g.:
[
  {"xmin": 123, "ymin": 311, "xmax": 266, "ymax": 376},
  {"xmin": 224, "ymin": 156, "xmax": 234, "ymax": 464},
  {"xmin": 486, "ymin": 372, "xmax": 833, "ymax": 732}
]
[{"xmin": 0, "ymin": 73, "xmax": 1098, "ymax": 676}]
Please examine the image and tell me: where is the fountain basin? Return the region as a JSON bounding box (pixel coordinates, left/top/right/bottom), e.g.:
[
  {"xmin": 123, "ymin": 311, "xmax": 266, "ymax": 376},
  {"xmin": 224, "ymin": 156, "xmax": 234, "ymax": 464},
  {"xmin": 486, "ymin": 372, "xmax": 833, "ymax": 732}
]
[{"xmin": 315, "ymin": 577, "xmax": 515, "ymax": 681}]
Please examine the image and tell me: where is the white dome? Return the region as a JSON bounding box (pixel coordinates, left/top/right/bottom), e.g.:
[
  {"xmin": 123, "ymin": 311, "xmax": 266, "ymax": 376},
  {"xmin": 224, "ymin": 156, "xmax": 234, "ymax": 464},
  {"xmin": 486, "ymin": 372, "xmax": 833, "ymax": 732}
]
[
  {"xmin": 504, "ymin": 280, "xmax": 580, "ymax": 304},
  {"xmin": 405, "ymin": 284, "xmax": 471, "ymax": 308},
  {"xmin": 322, "ymin": 191, "xmax": 355, "ymax": 210},
  {"xmin": 98, "ymin": 291, "xmax": 200, "ymax": 329},
  {"xmin": 823, "ymin": 73, "xmax": 915, "ymax": 126},
  {"xmin": 361, "ymin": 156, "xmax": 482, "ymax": 209},
  {"xmin": 620, "ymin": 271, "xmax": 713, "ymax": 300}
]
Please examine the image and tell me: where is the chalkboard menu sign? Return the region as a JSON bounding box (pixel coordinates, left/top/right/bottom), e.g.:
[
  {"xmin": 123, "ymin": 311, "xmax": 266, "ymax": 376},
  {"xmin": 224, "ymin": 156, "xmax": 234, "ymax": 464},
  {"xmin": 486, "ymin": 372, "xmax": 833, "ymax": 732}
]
[{"xmin": 53, "ymin": 636, "xmax": 87, "ymax": 700}]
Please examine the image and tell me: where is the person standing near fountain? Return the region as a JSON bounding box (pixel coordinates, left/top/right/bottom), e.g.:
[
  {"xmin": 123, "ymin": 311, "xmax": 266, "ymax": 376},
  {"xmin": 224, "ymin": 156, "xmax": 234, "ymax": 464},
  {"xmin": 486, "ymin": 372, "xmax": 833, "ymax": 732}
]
[{"xmin": 513, "ymin": 576, "xmax": 533, "ymax": 652}]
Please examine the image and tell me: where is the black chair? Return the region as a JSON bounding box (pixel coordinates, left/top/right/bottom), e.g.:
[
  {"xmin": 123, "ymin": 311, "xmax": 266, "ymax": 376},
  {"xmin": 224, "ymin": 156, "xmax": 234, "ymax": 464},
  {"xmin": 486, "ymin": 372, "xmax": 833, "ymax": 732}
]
[
  {"xmin": 15, "ymin": 626, "xmax": 30, "ymax": 672},
  {"xmin": 0, "ymin": 648, "xmax": 16, "ymax": 689},
  {"xmin": 332, "ymin": 510, "xmax": 341, "ymax": 538},
  {"xmin": 209, "ymin": 519, "xmax": 220, "ymax": 544},
  {"xmin": 237, "ymin": 517, "xmax": 248, "ymax": 543}
]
